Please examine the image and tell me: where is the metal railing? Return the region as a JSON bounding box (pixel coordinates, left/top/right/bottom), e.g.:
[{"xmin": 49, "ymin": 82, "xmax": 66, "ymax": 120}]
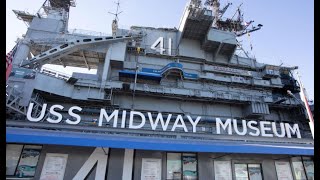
[
  {"xmin": 68, "ymin": 28, "xmax": 111, "ymax": 37},
  {"xmin": 40, "ymin": 67, "xmax": 71, "ymax": 80}
]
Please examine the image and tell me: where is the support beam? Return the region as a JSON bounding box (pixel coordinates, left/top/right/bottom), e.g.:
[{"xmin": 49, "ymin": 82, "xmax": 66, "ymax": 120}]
[
  {"xmin": 20, "ymin": 35, "xmax": 138, "ymax": 69},
  {"xmin": 72, "ymin": 147, "xmax": 109, "ymax": 180},
  {"xmin": 13, "ymin": 40, "xmax": 30, "ymax": 67},
  {"xmin": 213, "ymin": 42, "xmax": 223, "ymax": 60},
  {"xmin": 228, "ymin": 45, "xmax": 237, "ymax": 61},
  {"xmin": 80, "ymin": 51, "xmax": 90, "ymax": 70},
  {"xmin": 58, "ymin": 58, "xmax": 66, "ymax": 67},
  {"xmin": 122, "ymin": 149, "xmax": 134, "ymax": 180}
]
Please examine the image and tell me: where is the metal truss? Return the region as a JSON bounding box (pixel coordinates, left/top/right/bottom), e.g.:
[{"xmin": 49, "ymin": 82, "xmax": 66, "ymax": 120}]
[
  {"xmin": 21, "ymin": 35, "xmax": 141, "ymax": 69},
  {"xmin": 6, "ymin": 84, "xmax": 54, "ymax": 121}
]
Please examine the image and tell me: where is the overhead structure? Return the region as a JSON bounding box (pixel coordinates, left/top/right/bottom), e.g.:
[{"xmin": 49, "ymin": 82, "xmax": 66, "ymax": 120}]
[
  {"xmin": 20, "ymin": 35, "xmax": 139, "ymax": 69},
  {"xmin": 6, "ymin": 0, "xmax": 313, "ymax": 179},
  {"xmin": 46, "ymin": 0, "xmax": 76, "ymax": 12},
  {"xmin": 12, "ymin": 10, "xmax": 36, "ymax": 26},
  {"xmin": 204, "ymin": 0, "xmax": 262, "ymax": 36}
]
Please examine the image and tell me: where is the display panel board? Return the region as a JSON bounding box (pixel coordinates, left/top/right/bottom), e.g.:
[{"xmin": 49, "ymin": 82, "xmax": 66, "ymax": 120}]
[
  {"xmin": 235, "ymin": 164, "xmax": 249, "ymax": 180},
  {"xmin": 141, "ymin": 158, "xmax": 162, "ymax": 180},
  {"xmin": 248, "ymin": 164, "xmax": 263, "ymax": 180},
  {"xmin": 275, "ymin": 161, "xmax": 294, "ymax": 180},
  {"xmin": 9, "ymin": 67, "xmax": 36, "ymax": 79},
  {"xmin": 167, "ymin": 153, "xmax": 182, "ymax": 180},
  {"xmin": 182, "ymin": 153, "xmax": 197, "ymax": 179},
  {"xmin": 214, "ymin": 161, "xmax": 232, "ymax": 180},
  {"xmin": 40, "ymin": 153, "xmax": 68, "ymax": 180},
  {"xmin": 16, "ymin": 145, "xmax": 42, "ymax": 177}
]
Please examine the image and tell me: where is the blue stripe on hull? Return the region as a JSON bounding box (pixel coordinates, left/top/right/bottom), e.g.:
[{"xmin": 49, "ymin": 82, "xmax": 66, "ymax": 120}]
[{"xmin": 6, "ymin": 127, "xmax": 313, "ymax": 155}]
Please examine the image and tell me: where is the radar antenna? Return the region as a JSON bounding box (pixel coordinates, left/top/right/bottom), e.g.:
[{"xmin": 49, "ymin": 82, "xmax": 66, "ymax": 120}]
[{"xmin": 108, "ymin": 0, "xmax": 123, "ymax": 37}]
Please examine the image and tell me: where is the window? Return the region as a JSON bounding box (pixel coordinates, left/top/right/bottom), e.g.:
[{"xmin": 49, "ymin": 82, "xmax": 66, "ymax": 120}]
[
  {"xmin": 302, "ymin": 159, "xmax": 314, "ymax": 180},
  {"xmin": 182, "ymin": 153, "xmax": 197, "ymax": 180},
  {"xmin": 248, "ymin": 164, "xmax": 263, "ymax": 180},
  {"xmin": 275, "ymin": 161, "xmax": 294, "ymax": 180},
  {"xmin": 214, "ymin": 161, "xmax": 232, "ymax": 180},
  {"xmin": 291, "ymin": 156, "xmax": 313, "ymax": 180},
  {"xmin": 291, "ymin": 156, "xmax": 307, "ymax": 180},
  {"xmin": 6, "ymin": 144, "xmax": 42, "ymax": 178},
  {"xmin": 166, "ymin": 153, "xmax": 198, "ymax": 180},
  {"xmin": 167, "ymin": 153, "xmax": 182, "ymax": 180},
  {"xmin": 234, "ymin": 163, "xmax": 263, "ymax": 180}
]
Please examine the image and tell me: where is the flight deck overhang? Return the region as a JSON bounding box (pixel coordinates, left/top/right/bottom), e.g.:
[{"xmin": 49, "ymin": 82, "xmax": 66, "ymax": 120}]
[
  {"xmin": 21, "ymin": 35, "xmax": 134, "ymax": 69},
  {"xmin": 201, "ymin": 28, "xmax": 237, "ymax": 58},
  {"xmin": 178, "ymin": 5, "xmax": 214, "ymax": 42},
  {"xmin": 12, "ymin": 10, "xmax": 36, "ymax": 25}
]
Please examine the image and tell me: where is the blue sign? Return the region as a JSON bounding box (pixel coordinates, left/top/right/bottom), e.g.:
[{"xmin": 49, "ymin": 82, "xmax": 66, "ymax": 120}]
[
  {"xmin": 119, "ymin": 62, "xmax": 198, "ymax": 81},
  {"xmin": 141, "ymin": 62, "xmax": 198, "ymax": 79}
]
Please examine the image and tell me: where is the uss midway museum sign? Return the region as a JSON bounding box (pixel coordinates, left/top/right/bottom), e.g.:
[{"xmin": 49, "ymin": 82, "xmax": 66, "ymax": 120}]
[{"xmin": 26, "ymin": 103, "xmax": 302, "ymax": 138}]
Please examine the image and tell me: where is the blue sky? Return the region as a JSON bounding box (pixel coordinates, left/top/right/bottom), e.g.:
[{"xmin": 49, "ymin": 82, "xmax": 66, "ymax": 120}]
[{"xmin": 6, "ymin": 0, "xmax": 314, "ymax": 100}]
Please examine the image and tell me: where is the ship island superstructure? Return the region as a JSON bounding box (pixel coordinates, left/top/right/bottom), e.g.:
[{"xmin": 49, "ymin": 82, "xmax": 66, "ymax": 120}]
[{"xmin": 6, "ymin": 0, "xmax": 314, "ymax": 179}]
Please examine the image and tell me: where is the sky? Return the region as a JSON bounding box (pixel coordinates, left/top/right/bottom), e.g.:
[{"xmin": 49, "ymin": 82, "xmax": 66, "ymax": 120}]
[{"xmin": 6, "ymin": 0, "xmax": 314, "ymax": 100}]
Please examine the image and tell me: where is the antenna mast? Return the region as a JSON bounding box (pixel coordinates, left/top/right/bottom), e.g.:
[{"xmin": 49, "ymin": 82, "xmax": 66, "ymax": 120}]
[
  {"xmin": 204, "ymin": 0, "xmax": 262, "ymax": 37},
  {"xmin": 108, "ymin": 0, "xmax": 123, "ymax": 37}
]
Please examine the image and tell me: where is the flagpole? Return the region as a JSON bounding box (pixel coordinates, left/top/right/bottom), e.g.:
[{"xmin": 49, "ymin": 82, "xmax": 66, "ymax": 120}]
[{"xmin": 295, "ymin": 71, "xmax": 314, "ymax": 139}]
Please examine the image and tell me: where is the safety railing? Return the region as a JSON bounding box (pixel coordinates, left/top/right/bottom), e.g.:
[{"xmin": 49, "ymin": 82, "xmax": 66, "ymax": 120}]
[
  {"xmin": 68, "ymin": 28, "xmax": 111, "ymax": 37},
  {"xmin": 40, "ymin": 67, "xmax": 71, "ymax": 80}
]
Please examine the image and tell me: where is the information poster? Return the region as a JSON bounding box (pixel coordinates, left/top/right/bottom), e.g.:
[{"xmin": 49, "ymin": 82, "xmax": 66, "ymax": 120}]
[
  {"xmin": 214, "ymin": 161, "xmax": 232, "ymax": 180},
  {"xmin": 167, "ymin": 153, "xmax": 181, "ymax": 180},
  {"xmin": 275, "ymin": 161, "xmax": 294, "ymax": 180},
  {"xmin": 248, "ymin": 164, "xmax": 263, "ymax": 180},
  {"xmin": 292, "ymin": 162, "xmax": 307, "ymax": 180},
  {"xmin": 9, "ymin": 67, "xmax": 36, "ymax": 79},
  {"xmin": 40, "ymin": 153, "xmax": 68, "ymax": 180},
  {"xmin": 182, "ymin": 154, "xmax": 197, "ymax": 180},
  {"xmin": 303, "ymin": 160, "xmax": 314, "ymax": 180},
  {"xmin": 235, "ymin": 164, "xmax": 248, "ymax": 180},
  {"xmin": 6, "ymin": 144, "xmax": 23, "ymax": 175},
  {"xmin": 16, "ymin": 145, "xmax": 42, "ymax": 177},
  {"xmin": 141, "ymin": 158, "xmax": 161, "ymax": 180}
]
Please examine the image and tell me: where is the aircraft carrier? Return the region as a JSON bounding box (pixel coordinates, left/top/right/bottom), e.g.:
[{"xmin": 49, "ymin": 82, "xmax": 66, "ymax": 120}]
[{"xmin": 6, "ymin": 0, "xmax": 314, "ymax": 179}]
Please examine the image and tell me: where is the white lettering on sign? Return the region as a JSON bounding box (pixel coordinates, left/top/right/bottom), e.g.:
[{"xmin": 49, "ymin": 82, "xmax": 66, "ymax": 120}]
[
  {"xmin": 150, "ymin": 37, "xmax": 172, "ymax": 55},
  {"xmin": 216, "ymin": 118, "xmax": 232, "ymax": 135},
  {"xmin": 260, "ymin": 121, "xmax": 273, "ymax": 137},
  {"xmin": 46, "ymin": 104, "xmax": 64, "ymax": 123},
  {"xmin": 65, "ymin": 106, "xmax": 82, "ymax": 125},
  {"xmin": 171, "ymin": 115, "xmax": 188, "ymax": 132},
  {"xmin": 26, "ymin": 103, "xmax": 303, "ymax": 139},
  {"xmin": 247, "ymin": 121, "xmax": 260, "ymax": 136},
  {"xmin": 129, "ymin": 111, "xmax": 146, "ymax": 129},
  {"xmin": 272, "ymin": 122, "xmax": 286, "ymax": 138},
  {"xmin": 285, "ymin": 123, "xmax": 301, "ymax": 138},
  {"xmin": 187, "ymin": 115, "xmax": 201, "ymax": 133},
  {"xmin": 27, "ymin": 103, "xmax": 47, "ymax": 122},
  {"xmin": 147, "ymin": 112, "xmax": 171, "ymax": 131},
  {"xmin": 99, "ymin": 109, "xmax": 119, "ymax": 127}
]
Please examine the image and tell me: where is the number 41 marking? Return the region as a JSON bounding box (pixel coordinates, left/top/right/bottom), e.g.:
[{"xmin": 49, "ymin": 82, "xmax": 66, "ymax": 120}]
[{"xmin": 150, "ymin": 37, "xmax": 172, "ymax": 55}]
